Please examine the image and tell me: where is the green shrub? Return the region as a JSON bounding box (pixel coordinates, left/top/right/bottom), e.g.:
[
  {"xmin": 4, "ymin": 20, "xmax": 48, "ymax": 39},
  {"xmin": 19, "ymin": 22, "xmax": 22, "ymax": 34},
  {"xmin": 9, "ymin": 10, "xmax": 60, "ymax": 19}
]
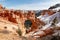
[
  {"xmin": 17, "ymin": 28, "xmax": 22, "ymax": 36},
  {"xmin": 24, "ymin": 20, "xmax": 32, "ymax": 29}
]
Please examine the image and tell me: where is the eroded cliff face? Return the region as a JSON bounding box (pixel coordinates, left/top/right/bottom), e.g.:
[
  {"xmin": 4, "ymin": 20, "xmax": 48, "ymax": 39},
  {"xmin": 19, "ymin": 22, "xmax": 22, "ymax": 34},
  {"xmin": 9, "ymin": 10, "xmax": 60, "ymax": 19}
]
[
  {"xmin": 0, "ymin": 5, "xmax": 46, "ymax": 37},
  {"xmin": 0, "ymin": 5, "xmax": 60, "ymax": 40},
  {"xmin": 41, "ymin": 10, "xmax": 55, "ymax": 16}
]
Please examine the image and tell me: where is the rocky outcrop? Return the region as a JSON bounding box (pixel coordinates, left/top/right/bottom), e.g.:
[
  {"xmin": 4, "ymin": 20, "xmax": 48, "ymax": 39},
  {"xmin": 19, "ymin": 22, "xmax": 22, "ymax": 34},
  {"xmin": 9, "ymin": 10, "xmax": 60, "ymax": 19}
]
[
  {"xmin": 0, "ymin": 5, "xmax": 45, "ymax": 37},
  {"xmin": 0, "ymin": 4, "xmax": 60, "ymax": 40}
]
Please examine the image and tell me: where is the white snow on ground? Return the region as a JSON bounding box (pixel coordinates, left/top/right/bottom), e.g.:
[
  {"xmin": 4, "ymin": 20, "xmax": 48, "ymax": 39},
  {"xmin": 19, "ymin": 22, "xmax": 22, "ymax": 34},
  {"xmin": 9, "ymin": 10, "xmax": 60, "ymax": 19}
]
[
  {"xmin": 40, "ymin": 23, "xmax": 51, "ymax": 30},
  {"xmin": 56, "ymin": 22, "xmax": 60, "ymax": 27},
  {"xmin": 33, "ymin": 31, "xmax": 44, "ymax": 35},
  {"xmin": 33, "ymin": 23, "xmax": 52, "ymax": 36},
  {"xmin": 53, "ymin": 7, "xmax": 60, "ymax": 11},
  {"xmin": 37, "ymin": 12, "xmax": 49, "ymax": 21},
  {"xmin": 37, "ymin": 12, "xmax": 60, "ymax": 24},
  {"xmin": 33, "ymin": 12, "xmax": 60, "ymax": 37},
  {"xmin": 38, "ymin": 12, "xmax": 60, "ymax": 30}
]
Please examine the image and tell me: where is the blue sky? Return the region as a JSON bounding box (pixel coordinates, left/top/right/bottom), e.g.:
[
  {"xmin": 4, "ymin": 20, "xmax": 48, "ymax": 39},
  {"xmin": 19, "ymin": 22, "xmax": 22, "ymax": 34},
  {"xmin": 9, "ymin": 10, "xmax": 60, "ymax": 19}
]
[{"xmin": 0, "ymin": 0, "xmax": 60, "ymax": 10}]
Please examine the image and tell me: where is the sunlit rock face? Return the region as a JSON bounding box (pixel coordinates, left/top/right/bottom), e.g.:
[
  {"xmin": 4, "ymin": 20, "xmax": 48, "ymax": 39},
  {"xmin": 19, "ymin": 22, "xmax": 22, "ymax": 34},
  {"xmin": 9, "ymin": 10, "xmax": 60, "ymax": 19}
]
[
  {"xmin": 0, "ymin": 9, "xmax": 26, "ymax": 36},
  {"xmin": 40, "ymin": 10, "xmax": 55, "ymax": 16},
  {"xmin": 25, "ymin": 11, "xmax": 45, "ymax": 33},
  {"xmin": 1, "ymin": 5, "xmax": 60, "ymax": 40},
  {"xmin": 0, "ymin": 5, "xmax": 45, "ymax": 36}
]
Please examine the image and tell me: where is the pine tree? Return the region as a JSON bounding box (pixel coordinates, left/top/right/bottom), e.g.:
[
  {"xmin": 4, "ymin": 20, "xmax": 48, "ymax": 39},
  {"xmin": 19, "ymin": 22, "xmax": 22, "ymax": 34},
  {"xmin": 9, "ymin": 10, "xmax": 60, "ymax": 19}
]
[{"xmin": 51, "ymin": 17, "xmax": 57, "ymax": 26}]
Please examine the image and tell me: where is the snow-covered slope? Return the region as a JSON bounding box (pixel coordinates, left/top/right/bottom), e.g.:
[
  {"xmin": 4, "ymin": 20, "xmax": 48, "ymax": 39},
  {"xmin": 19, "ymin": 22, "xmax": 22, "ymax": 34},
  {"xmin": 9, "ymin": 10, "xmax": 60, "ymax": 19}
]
[
  {"xmin": 36, "ymin": 12, "xmax": 60, "ymax": 33},
  {"xmin": 56, "ymin": 22, "xmax": 60, "ymax": 27},
  {"xmin": 37, "ymin": 12, "xmax": 49, "ymax": 21},
  {"xmin": 40, "ymin": 23, "xmax": 52, "ymax": 30},
  {"xmin": 37, "ymin": 12, "xmax": 60, "ymax": 24}
]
